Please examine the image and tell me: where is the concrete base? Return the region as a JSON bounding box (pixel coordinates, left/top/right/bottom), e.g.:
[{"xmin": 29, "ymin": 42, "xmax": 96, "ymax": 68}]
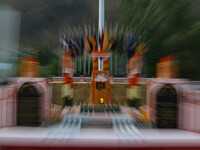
[{"xmin": 0, "ymin": 127, "xmax": 200, "ymax": 149}]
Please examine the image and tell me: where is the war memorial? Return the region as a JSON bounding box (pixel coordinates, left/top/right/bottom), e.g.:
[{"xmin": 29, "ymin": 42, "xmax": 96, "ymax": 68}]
[{"xmin": 0, "ymin": 0, "xmax": 200, "ymax": 149}]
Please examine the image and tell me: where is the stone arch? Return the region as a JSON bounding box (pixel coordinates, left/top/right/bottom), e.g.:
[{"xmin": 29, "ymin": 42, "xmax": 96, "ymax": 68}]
[
  {"xmin": 17, "ymin": 82, "xmax": 43, "ymax": 126},
  {"xmin": 156, "ymin": 84, "xmax": 178, "ymax": 128}
]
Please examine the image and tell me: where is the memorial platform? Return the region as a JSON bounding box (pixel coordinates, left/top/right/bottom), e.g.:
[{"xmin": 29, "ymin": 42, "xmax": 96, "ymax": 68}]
[{"xmin": 0, "ymin": 127, "xmax": 200, "ymax": 149}]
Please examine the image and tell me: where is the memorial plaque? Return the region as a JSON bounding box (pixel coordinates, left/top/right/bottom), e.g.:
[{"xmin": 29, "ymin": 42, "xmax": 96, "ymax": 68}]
[
  {"xmin": 90, "ymin": 70, "xmax": 111, "ymax": 105},
  {"xmin": 96, "ymin": 82, "xmax": 105, "ymax": 90}
]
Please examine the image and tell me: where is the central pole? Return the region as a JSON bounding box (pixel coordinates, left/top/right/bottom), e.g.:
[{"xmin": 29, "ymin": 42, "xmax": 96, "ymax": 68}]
[
  {"xmin": 98, "ymin": 0, "xmax": 104, "ymax": 71},
  {"xmin": 90, "ymin": 0, "xmax": 109, "ymax": 106}
]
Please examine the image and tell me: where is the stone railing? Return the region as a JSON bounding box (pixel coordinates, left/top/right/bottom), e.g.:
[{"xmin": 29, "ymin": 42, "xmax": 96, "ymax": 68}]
[{"xmin": 51, "ymin": 77, "xmax": 128, "ymax": 83}]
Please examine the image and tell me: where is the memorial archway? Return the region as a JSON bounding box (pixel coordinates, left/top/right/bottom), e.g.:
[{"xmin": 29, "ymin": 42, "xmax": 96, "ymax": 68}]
[
  {"xmin": 17, "ymin": 83, "xmax": 41, "ymax": 126},
  {"xmin": 156, "ymin": 84, "xmax": 178, "ymax": 128}
]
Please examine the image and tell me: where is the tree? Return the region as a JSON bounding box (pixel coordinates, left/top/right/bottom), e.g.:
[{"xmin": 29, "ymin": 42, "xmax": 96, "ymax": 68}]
[
  {"xmin": 38, "ymin": 45, "xmax": 60, "ymax": 77},
  {"xmin": 119, "ymin": 0, "xmax": 200, "ymax": 80}
]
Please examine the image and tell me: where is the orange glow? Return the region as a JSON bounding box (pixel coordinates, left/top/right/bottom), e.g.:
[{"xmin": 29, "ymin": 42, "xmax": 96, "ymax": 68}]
[{"xmin": 100, "ymin": 98, "xmax": 104, "ymax": 104}]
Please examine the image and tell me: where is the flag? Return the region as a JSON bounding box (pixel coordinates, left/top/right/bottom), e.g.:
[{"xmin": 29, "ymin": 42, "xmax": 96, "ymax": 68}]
[
  {"xmin": 89, "ymin": 32, "xmax": 93, "ymax": 52},
  {"xmin": 108, "ymin": 29, "xmax": 114, "ymax": 51},
  {"xmin": 103, "ymin": 27, "xmax": 108, "ymax": 51},
  {"xmin": 60, "ymin": 34, "xmax": 69, "ymax": 52},
  {"xmin": 68, "ymin": 48, "xmax": 75, "ymax": 58},
  {"xmin": 86, "ymin": 28, "xmax": 91, "ymax": 53},
  {"xmin": 136, "ymin": 42, "xmax": 148, "ymax": 55},
  {"xmin": 92, "ymin": 31, "xmax": 97, "ymax": 50},
  {"xmin": 60, "ymin": 37, "xmax": 69, "ymax": 51},
  {"xmin": 68, "ymin": 37, "xmax": 78, "ymax": 57},
  {"xmin": 92, "ymin": 25, "xmax": 97, "ymax": 51},
  {"xmin": 100, "ymin": 28, "xmax": 104, "ymax": 50},
  {"xmin": 127, "ymin": 33, "xmax": 136, "ymax": 59}
]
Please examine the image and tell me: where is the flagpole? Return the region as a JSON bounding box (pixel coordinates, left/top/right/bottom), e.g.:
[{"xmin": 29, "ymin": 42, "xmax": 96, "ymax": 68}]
[
  {"xmin": 84, "ymin": 25, "xmax": 87, "ymax": 76},
  {"xmin": 84, "ymin": 51, "xmax": 86, "ymax": 76},
  {"xmin": 88, "ymin": 54, "xmax": 91, "ymax": 75},
  {"xmin": 115, "ymin": 53, "xmax": 117, "ymax": 75},
  {"xmin": 88, "ymin": 24, "xmax": 91, "ymax": 75},
  {"xmin": 62, "ymin": 30, "xmax": 66, "ymax": 75},
  {"xmin": 110, "ymin": 52, "xmax": 112, "ymax": 76},
  {"xmin": 75, "ymin": 57, "xmax": 77, "ymax": 75},
  {"xmin": 98, "ymin": 0, "xmax": 104, "ymax": 71},
  {"xmin": 58, "ymin": 30, "xmax": 62, "ymax": 76},
  {"xmin": 109, "ymin": 25, "xmax": 113, "ymax": 76},
  {"xmin": 119, "ymin": 54, "xmax": 121, "ymax": 75},
  {"xmin": 79, "ymin": 55, "xmax": 82, "ymax": 74},
  {"xmin": 79, "ymin": 27, "xmax": 81, "ymax": 74}
]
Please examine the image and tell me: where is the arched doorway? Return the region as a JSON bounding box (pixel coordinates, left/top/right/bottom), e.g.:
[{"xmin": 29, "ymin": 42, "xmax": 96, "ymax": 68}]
[
  {"xmin": 156, "ymin": 84, "xmax": 177, "ymax": 128},
  {"xmin": 18, "ymin": 83, "xmax": 41, "ymax": 126}
]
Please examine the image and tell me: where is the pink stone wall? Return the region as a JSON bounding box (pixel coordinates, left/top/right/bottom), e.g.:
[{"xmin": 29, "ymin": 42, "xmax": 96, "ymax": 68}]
[
  {"xmin": 147, "ymin": 78, "xmax": 200, "ymax": 132},
  {"xmin": 0, "ymin": 77, "xmax": 51, "ymax": 127}
]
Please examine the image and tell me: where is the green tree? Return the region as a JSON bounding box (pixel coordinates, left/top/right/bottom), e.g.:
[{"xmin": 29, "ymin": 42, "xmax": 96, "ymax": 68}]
[
  {"xmin": 38, "ymin": 45, "xmax": 61, "ymax": 77},
  {"xmin": 119, "ymin": 0, "xmax": 200, "ymax": 80}
]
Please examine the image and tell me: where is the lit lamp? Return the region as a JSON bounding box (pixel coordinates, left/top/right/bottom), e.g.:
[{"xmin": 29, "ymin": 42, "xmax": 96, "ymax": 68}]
[{"xmin": 100, "ymin": 98, "xmax": 104, "ymax": 104}]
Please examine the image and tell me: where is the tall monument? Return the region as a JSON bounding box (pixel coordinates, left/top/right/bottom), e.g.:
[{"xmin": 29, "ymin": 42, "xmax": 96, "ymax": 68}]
[{"xmin": 90, "ymin": 0, "xmax": 112, "ymax": 105}]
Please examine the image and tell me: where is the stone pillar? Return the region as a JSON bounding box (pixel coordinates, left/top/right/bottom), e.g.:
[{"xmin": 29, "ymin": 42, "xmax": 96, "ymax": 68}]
[{"xmin": 61, "ymin": 52, "xmax": 74, "ymax": 106}]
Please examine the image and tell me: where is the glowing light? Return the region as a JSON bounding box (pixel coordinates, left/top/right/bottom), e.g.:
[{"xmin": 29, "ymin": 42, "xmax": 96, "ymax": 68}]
[{"xmin": 100, "ymin": 98, "xmax": 104, "ymax": 104}]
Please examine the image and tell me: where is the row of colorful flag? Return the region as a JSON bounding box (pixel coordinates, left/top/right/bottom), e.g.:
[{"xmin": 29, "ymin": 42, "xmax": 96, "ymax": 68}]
[
  {"xmin": 60, "ymin": 25, "xmax": 148, "ymax": 59},
  {"xmin": 60, "ymin": 31, "xmax": 84, "ymax": 57}
]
